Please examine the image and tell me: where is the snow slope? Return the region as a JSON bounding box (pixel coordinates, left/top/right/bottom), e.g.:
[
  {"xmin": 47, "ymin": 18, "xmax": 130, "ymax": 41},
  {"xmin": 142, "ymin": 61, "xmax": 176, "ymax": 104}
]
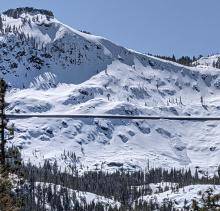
[
  {"xmin": 140, "ymin": 185, "xmax": 220, "ymax": 209},
  {"xmin": 0, "ymin": 7, "xmax": 219, "ymax": 175},
  {"xmin": 193, "ymin": 54, "xmax": 220, "ymax": 69},
  {"xmin": 35, "ymin": 182, "xmax": 120, "ymax": 210}
]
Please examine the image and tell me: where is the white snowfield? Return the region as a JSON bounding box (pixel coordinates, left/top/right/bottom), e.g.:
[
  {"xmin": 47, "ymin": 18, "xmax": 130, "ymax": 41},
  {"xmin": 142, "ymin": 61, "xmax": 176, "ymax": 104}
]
[
  {"xmin": 0, "ymin": 8, "xmax": 219, "ymax": 174},
  {"xmin": 193, "ymin": 54, "xmax": 220, "ymax": 69},
  {"xmin": 35, "ymin": 182, "xmax": 120, "ymax": 210},
  {"xmin": 140, "ymin": 184, "xmax": 220, "ymax": 209}
]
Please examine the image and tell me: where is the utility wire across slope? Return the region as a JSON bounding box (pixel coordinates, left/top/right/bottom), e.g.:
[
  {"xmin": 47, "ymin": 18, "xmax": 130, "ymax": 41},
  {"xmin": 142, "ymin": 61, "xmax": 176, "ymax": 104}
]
[{"xmin": 6, "ymin": 114, "xmax": 220, "ymax": 121}]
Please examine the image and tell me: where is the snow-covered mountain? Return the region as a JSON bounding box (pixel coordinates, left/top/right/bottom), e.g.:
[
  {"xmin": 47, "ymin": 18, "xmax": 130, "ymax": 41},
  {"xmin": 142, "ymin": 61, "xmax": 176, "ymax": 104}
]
[{"xmin": 1, "ymin": 7, "xmax": 220, "ymax": 175}]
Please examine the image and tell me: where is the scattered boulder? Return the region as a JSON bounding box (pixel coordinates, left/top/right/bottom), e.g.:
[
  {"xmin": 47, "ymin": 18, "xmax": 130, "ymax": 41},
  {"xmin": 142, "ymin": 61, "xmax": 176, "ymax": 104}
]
[
  {"xmin": 118, "ymin": 134, "xmax": 129, "ymax": 143},
  {"xmin": 107, "ymin": 162, "xmax": 123, "ymax": 167},
  {"xmin": 156, "ymin": 128, "xmax": 172, "ymax": 138}
]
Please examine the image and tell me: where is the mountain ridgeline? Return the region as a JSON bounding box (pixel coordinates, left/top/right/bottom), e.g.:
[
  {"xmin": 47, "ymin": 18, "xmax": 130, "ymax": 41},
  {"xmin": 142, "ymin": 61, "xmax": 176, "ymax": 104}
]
[
  {"xmin": 0, "ymin": 7, "xmax": 219, "ymax": 89},
  {"xmin": 2, "ymin": 7, "xmax": 54, "ymax": 19}
]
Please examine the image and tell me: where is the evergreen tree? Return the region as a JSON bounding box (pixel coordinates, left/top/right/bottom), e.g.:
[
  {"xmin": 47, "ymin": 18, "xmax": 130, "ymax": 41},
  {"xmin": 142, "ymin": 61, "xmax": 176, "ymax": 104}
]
[
  {"xmin": 0, "ymin": 15, "xmax": 3, "ymax": 31},
  {"xmin": 0, "ymin": 80, "xmax": 23, "ymax": 210},
  {"xmin": 0, "ymin": 79, "xmax": 7, "ymax": 167},
  {"xmin": 216, "ymin": 57, "xmax": 220, "ymax": 69}
]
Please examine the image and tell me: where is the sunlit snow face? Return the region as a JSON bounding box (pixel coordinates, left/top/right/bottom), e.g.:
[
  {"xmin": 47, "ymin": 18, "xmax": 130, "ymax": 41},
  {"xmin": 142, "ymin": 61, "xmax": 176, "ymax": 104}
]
[{"xmin": 0, "ymin": 7, "xmax": 219, "ymax": 175}]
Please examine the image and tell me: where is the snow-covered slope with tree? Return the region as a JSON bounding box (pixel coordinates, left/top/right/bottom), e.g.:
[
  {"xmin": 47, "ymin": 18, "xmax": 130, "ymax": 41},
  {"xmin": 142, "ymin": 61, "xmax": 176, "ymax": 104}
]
[
  {"xmin": 140, "ymin": 184, "xmax": 220, "ymax": 209},
  {"xmin": 0, "ymin": 7, "xmax": 219, "ymax": 175},
  {"xmin": 193, "ymin": 54, "xmax": 220, "ymax": 69}
]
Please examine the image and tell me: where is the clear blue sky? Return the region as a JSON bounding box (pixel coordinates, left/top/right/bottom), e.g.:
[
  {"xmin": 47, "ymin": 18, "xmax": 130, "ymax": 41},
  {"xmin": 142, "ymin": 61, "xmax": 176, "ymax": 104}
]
[{"xmin": 1, "ymin": 0, "xmax": 220, "ymax": 57}]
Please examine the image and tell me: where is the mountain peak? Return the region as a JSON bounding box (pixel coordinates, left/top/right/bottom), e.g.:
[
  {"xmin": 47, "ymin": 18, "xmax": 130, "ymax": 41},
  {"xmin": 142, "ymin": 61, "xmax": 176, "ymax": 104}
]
[{"xmin": 2, "ymin": 7, "xmax": 54, "ymax": 19}]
